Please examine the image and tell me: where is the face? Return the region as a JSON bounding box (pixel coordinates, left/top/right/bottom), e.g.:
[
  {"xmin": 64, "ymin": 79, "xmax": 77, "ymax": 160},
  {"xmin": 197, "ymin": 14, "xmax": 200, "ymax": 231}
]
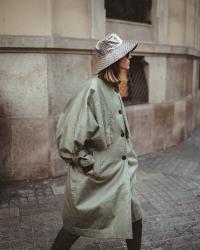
[{"xmin": 118, "ymin": 52, "xmax": 133, "ymax": 71}]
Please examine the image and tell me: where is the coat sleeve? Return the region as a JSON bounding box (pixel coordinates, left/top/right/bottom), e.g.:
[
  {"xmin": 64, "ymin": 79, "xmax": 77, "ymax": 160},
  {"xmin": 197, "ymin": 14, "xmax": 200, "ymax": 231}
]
[{"xmin": 56, "ymin": 87, "xmax": 107, "ymax": 169}]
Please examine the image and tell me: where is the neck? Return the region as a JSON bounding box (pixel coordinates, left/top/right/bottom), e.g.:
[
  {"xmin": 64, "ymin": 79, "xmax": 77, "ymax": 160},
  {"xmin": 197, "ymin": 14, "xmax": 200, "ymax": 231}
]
[{"xmin": 119, "ymin": 69, "xmax": 128, "ymax": 82}]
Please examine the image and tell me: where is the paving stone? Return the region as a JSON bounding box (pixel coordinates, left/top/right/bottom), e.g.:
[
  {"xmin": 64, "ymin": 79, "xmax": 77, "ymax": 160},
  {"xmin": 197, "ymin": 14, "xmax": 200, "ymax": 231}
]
[
  {"xmin": 0, "ymin": 128, "xmax": 200, "ymax": 249},
  {"xmin": 0, "ymin": 242, "xmax": 9, "ymax": 250},
  {"xmin": 9, "ymin": 207, "xmax": 20, "ymax": 217},
  {"xmin": 10, "ymin": 240, "xmax": 23, "ymax": 248},
  {"xmin": 0, "ymin": 208, "xmax": 9, "ymax": 219},
  {"xmin": 51, "ymin": 184, "xmax": 65, "ymax": 195}
]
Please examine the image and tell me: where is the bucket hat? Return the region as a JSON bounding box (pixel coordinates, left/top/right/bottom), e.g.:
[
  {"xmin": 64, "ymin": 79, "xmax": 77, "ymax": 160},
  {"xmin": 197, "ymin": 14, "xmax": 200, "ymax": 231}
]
[{"xmin": 95, "ymin": 33, "xmax": 138, "ymax": 74}]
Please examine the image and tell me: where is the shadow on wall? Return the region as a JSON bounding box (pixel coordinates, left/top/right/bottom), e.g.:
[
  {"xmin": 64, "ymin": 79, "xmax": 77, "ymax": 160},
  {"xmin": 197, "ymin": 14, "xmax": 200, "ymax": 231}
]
[{"xmin": 0, "ymin": 102, "xmax": 12, "ymax": 180}]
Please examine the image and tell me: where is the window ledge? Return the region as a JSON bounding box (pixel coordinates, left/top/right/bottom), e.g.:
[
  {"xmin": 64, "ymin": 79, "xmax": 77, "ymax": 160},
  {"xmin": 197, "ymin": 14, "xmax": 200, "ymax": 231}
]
[
  {"xmin": 0, "ymin": 35, "xmax": 199, "ymax": 58},
  {"xmin": 106, "ymin": 18, "xmax": 152, "ymax": 27}
]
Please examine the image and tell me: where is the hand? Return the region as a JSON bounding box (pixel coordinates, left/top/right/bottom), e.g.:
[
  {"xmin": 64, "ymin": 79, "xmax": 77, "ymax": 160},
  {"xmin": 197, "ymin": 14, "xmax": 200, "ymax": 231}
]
[
  {"xmin": 86, "ymin": 169, "xmax": 94, "ymax": 176},
  {"xmin": 82, "ymin": 164, "xmax": 94, "ymax": 176}
]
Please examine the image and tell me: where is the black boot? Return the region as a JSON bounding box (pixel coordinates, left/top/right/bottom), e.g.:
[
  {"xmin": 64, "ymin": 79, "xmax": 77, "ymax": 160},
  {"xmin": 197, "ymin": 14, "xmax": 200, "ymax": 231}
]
[
  {"xmin": 126, "ymin": 219, "xmax": 142, "ymax": 250},
  {"xmin": 51, "ymin": 227, "xmax": 79, "ymax": 250}
]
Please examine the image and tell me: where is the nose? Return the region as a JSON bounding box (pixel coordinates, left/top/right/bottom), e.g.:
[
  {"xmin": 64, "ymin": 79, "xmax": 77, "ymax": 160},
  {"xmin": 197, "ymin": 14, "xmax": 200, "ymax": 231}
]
[{"xmin": 128, "ymin": 53, "xmax": 133, "ymax": 59}]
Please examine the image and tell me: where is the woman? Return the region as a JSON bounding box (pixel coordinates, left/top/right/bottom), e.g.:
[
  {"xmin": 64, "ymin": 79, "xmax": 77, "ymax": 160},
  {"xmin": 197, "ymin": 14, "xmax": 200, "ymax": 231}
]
[{"xmin": 52, "ymin": 33, "xmax": 143, "ymax": 250}]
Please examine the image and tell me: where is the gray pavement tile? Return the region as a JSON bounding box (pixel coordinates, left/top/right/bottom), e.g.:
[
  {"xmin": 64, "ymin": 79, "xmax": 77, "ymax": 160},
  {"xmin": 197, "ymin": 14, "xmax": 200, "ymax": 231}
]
[
  {"xmin": 0, "ymin": 129, "xmax": 200, "ymax": 249},
  {"xmin": 10, "ymin": 240, "xmax": 23, "ymax": 248},
  {"xmin": 174, "ymin": 241, "xmax": 200, "ymax": 250},
  {"xmin": 99, "ymin": 239, "xmax": 125, "ymax": 248},
  {"xmin": 9, "ymin": 207, "xmax": 20, "ymax": 217},
  {"xmin": 0, "ymin": 228, "xmax": 9, "ymax": 242},
  {"xmin": 72, "ymin": 239, "xmax": 101, "ymax": 250},
  {"xmin": 9, "ymin": 229, "xmax": 22, "ymax": 241},
  {"xmin": 22, "ymin": 240, "xmax": 34, "ymax": 248},
  {"xmin": 0, "ymin": 242, "xmax": 9, "ymax": 250},
  {"xmin": 51, "ymin": 184, "xmax": 65, "ymax": 195},
  {"xmin": 0, "ymin": 208, "xmax": 9, "ymax": 219}
]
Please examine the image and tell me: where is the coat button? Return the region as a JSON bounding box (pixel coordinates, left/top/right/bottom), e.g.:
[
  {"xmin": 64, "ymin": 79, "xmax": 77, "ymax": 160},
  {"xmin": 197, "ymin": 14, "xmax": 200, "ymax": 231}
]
[
  {"xmin": 114, "ymin": 88, "xmax": 118, "ymax": 92},
  {"xmin": 118, "ymin": 110, "xmax": 122, "ymax": 114},
  {"xmin": 121, "ymin": 132, "xmax": 125, "ymax": 137},
  {"xmin": 122, "ymin": 155, "xmax": 126, "ymax": 160}
]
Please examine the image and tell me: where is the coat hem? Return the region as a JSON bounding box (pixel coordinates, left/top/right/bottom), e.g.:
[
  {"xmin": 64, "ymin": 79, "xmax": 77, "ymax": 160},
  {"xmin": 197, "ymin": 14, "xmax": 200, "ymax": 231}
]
[{"xmin": 62, "ymin": 223, "xmax": 133, "ymax": 239}]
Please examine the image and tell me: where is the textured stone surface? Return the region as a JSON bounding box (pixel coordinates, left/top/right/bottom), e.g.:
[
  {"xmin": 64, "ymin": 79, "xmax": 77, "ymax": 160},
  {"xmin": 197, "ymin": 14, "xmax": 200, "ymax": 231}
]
[
  {"xmin": 0, "ymin": 128, "xmax": 200, "ymax": 249},
  {"xmin": 192, "ymin": 60, "xmax": 199, "ymax": 94},
  {"xmin": 185, "ymin": 58, "xmax": 193, "ymax": 95},
  {"xmin": 0, "ymin": 35, "xmax": 199, "ymax": 57},
  {"xmin": 48, "ymin": 116, "xmax": 67, "ymax": 177},
  {"xmin": 0, "ymin": 52, "xmax": 93, "ymax": 180},
  {"xmin": 146, "ymin": 56, "xmax": 167, "ymax": 103},
  {"xmin": 0, "ymin": 35, "xmax": 97, "ymax": 50},
  {"xmin": 153, "ymin": 102, "xmax": 174, "ymax": 151},
  {"xmin": 0, "ymin": 0, "xmax": 51, "ymax": 36},
  {"xmin": 0, "ymin": 53, "xmax": 48, "ymax": 118},
  {"xmin": 195, "ymin": 91, "xmax": 200, "ymax": 127},
  {"xmin": 185, "ymin": 0, "xmax": 197, "ymax": 48},
  {"xmin": 106, "ymin": 19, "xmax": 154, "ymax": 42},
  {"xmin": 173, "ymin": 100, "xmax": 186, "ymax": 144},
  {"xmin": 51, "ymin": 0, "xmax": 91, "ymax": 38},
  {"xmin": 0, "ymin": 118, "xmax": 50, "ymax": 181},
  {"xmin": 0, "ymin": 51, "xmax": 200, "ymax": 180},
  {"xmin": 47, "ymin": 53, "xmax": 92, "ymax": 115},
  {"xmin": 168, "ymin": 0, "xmax": 186, "ymax": 45},
  {"xmin": 127, "ymin": 105, "xmax": 154, "ymax": 155},
  {"xmin": 185, "ymin": 96, "xmax": 194, "ymax": 137},
  {"xmin": 0, "ymin": 118, "xmax": 12, "ymax": 178},
  {"xmin": 166, "ymin": 57, "xmax": 186, "ymax": 100},
  {"xmin": 125, "ymin": 92, "xmax": 200, "ymax": 157}
]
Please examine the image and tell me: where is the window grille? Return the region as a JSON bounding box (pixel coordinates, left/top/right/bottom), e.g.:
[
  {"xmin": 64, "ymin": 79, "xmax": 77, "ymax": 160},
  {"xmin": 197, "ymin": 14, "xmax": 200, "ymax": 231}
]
[
  {"xmin": 120, "ymin": 56, "xmax": 149, "ymax": 105},
  {"xmin": 105, "ymin": 0, "xmax": 152, "ymax": 24}
]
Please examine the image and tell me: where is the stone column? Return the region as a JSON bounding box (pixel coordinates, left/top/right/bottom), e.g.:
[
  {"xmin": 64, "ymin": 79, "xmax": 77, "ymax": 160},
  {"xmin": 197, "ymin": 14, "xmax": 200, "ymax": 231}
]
[
  {"xmin": 145, "ymin": 56, "xmax": 167, "ymax": 103},
  {"xmin": 156, "ymin": 0, "xmax": 169, "ymax": 44},
  {"xmin": 195, "ymin": 0, "xmax": 200, "ymax": 50},
  {"xmin": 168, "ymin": 0, "xmax": 186, "ymax": 46},
  {"xmin": 89, "ymin": 0, "xmax": 105, "ymax": 39},
  {"xmin": 192, "ymin": 60, "xmax": 200, "ymax": 94},
  {"xmin": 185, "ymin": 0, "xmax": 196, "ymax": 48}
]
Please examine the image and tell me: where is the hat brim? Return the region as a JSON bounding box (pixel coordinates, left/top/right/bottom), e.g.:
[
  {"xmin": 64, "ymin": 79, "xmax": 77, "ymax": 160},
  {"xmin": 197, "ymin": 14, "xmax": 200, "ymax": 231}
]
[{"xmin": 95, "ymin": 40, "xmax": 138, "ymax": 74}]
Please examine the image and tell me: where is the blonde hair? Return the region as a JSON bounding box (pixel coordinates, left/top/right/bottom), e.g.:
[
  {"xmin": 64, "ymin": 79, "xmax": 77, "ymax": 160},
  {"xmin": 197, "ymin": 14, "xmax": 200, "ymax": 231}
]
[{"xmin": 98, "ymin": 60, "xmax": 120, "ymax": 87}]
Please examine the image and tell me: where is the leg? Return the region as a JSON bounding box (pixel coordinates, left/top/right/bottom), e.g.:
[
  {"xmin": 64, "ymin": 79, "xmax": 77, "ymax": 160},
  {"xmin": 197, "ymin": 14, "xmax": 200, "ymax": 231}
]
[
  {"xmin": 51, "ymin": 227, "xmax": 79, "ymax": 250},
  {"xmin": 126, "ymin": 219, "xmax": 142, "ymax": 250}
]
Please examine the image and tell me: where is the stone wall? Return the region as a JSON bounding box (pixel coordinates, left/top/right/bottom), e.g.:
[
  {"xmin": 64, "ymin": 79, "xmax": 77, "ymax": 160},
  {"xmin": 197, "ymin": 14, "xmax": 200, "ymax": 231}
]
[
  {"xmin": 0, "ymin": 37, "xmax": 95, "ymax": 180},
  {"xmin": 127, "ymin": 92, "xmax": 200, "ymax": 155},
  {"xmin": 0, "ymin": 36, "xmax": 199, "ymax": 180},
  {"xmin": 0, "ymin": 0, "xmax": 105, "ymax": 39},
  {"xmin": 0, "ymin": 0, "xmax": 200, "ymax": 180}
]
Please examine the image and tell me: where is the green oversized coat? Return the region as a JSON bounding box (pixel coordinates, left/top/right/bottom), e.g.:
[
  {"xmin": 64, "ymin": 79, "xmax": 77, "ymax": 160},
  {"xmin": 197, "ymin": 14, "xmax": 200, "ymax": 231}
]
[{"xmin": 56, "ymin": 77, "xmax": 142, "ymax": 239}]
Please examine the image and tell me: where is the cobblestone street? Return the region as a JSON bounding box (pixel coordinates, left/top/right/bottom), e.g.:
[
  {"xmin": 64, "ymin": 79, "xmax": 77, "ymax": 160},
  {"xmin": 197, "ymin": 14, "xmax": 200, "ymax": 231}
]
[{"xmin": 0, "ymin": 129, "xmax": 200, "ymax": 250}]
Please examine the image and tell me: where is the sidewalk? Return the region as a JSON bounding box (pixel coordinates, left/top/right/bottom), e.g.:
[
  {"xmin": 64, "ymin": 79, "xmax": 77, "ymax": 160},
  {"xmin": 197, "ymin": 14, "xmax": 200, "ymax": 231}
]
[{"xmin": 0, "ymin": 129, "xmax": 200, "ymax": 250}]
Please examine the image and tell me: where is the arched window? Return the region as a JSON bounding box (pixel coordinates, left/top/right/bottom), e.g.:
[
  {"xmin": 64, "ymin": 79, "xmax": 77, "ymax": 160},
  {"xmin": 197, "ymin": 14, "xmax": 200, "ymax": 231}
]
[{"xmin": 105, "ymin": 0, "xmax": 152, "ymax": 24}]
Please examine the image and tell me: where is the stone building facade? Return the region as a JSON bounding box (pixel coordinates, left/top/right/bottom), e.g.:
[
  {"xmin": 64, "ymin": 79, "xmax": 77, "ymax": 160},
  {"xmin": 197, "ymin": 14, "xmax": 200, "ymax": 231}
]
[{"xmin": 0, "ymin": 0, "xmax": 200, "ymax": 180}]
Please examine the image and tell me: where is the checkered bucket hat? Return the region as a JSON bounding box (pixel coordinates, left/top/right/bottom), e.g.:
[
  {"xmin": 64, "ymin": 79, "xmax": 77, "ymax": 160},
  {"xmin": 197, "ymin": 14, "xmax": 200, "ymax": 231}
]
[{"xmin": 95, "ymin": 33, "xmax": 138, "ymax": 74}]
